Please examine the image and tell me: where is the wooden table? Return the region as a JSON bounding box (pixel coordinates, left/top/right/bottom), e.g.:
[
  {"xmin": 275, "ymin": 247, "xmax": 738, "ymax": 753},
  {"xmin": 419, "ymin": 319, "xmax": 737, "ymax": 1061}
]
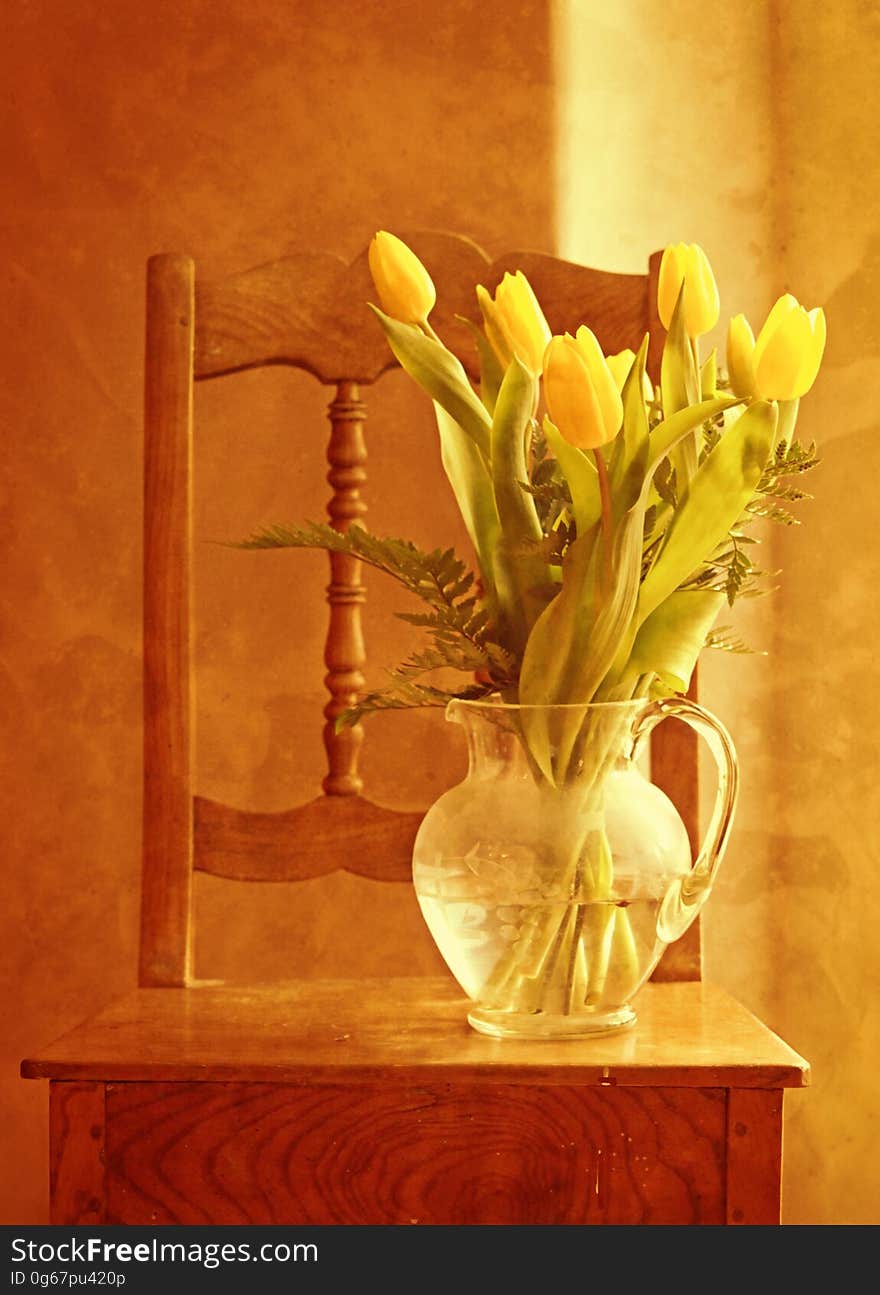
[{"xmin": 22, "ymin": 978, "xmax": 808, "ymax": 1226}]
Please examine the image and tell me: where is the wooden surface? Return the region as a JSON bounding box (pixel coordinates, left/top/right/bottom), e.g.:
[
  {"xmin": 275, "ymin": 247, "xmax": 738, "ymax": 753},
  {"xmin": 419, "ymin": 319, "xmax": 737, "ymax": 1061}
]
[
  {"xmin": 102, "ymin": 1081, "xmax": 727, "ymax": 1225},
  {"xmin": 193, "ymin": 793, "xmax": 421, "ymax": 882},
  {"xmin": 140, "ymin": 253, "xmax": 195, "ymax": 988},
  {"xmin": 22, "ymin": 980, "xmax": 809, "ymax": 1088},
  {"xmin": 725, "ymin": 1088, "xmax": 783, "ymax": 1224},
  {"xmin": 49, "ymin": 1082, "xmax": 106, "ymax": 1225}
]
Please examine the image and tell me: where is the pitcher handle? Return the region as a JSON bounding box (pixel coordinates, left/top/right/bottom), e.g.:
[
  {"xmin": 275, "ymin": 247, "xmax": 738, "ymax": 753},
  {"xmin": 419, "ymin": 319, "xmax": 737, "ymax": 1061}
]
[{"xmin": 633, "ymin": 696, "xmax": 739, "ymax": 944}]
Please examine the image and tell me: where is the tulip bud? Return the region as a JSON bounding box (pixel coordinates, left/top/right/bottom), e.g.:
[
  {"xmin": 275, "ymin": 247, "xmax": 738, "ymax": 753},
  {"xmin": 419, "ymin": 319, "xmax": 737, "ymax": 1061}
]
[
  {"xmin": 368, "ymin": 231, "xmax": 436, "ymax": 325},
  {"xmin": 726, "ymin": 314, "xmax": 757, "ymax": 398},
  {"xmin": 476, "ymin": 270, "xmax": 551, "ymax": 374},
  {"xmin": 543, "ymin": 331, "xmax": 623, "ymax": 450},
  {"xmin": 657, "ymin": 242, "xmax": 720, "ymax": 338},
  {"xmin": 606, "ymin": 347, "xmax": 654, "ymax": 402},
  {"xmin": 752, "ymin": 294, "xmax": 827, "ymax": 400}
]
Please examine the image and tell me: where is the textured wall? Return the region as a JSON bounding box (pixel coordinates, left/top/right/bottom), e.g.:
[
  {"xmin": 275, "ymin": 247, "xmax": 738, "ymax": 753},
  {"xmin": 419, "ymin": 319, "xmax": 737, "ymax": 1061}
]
[
  {"xmin": 0, "ymin": 0, "xmax": 556, "ymax": 1224},
  {"xmin": 554, "ymin": 0, "xmax": 880, "ymax": 1225},
  {"xmin": 4, "ymin": 0, "xmax": 877, "ymax": 1228}
]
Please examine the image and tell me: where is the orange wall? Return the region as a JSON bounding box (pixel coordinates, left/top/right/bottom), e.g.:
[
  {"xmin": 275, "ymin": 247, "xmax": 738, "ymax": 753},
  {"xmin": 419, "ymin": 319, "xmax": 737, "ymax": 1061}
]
[
  {"xmin": 0, "ymin": 0, "xmax": 556, "ymax": 1224},
  {"xmin": 3, "ymin": 0, "xmax": 878, "ymax": 1227},
  {"xmin": 553, "ymin": 0, "xmax": 880, "ymax": 1224}
]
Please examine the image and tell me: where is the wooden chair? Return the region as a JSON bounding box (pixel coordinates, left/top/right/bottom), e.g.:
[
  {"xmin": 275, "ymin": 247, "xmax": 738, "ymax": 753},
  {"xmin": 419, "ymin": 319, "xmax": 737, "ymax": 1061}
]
[{"xmin": 22, "ymin": 232, "xmax": 808, "ymax": 1226}]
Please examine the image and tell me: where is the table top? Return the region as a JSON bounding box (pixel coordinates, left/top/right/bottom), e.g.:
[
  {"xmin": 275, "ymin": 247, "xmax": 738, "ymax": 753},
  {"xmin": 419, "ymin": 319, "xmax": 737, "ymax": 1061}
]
[{"xmin": 22, "ymin": 977, "xmax": 809, "ymax": 1088}]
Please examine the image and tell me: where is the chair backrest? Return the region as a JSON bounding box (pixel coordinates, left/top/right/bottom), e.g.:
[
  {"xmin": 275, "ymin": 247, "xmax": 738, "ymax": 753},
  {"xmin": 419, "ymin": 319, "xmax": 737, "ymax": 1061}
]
[{"xmin": 139, "ymin": 231, "xmax": 701, "ymax": 989}]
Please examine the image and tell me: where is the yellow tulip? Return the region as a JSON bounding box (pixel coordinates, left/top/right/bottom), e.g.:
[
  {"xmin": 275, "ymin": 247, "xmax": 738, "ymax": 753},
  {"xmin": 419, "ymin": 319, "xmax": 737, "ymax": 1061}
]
[
  {"xmin": 657, "ymin": 242, "xmax": 720, "ymax": 338},
  {"xmin": 476, "ymin": 270, "xmax": 551, "ymax": 374},
  {"xmin": 606, "ymin": 347, "xmax": 654, "ymax": 402},
  {"xmin": 752, "ymin": 294, "xmax": 827, "ymax": 400},
  {"xmin": 368, "ymin": 231, "xmax": 436, "ymax": 325},
  {"xmin": 726, "ymin": 314, "xmax": 757, "ymax": 398},
  {"xmin": 543, "ymin": 331, "xmax": 623, "ymax": 450}
]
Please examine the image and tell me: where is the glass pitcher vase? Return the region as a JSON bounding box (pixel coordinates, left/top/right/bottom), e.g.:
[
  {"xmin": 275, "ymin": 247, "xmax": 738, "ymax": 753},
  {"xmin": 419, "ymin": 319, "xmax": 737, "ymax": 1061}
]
[{"xmin": 413, "ymin": 698, "xmax": 738, "ymax": 1039}]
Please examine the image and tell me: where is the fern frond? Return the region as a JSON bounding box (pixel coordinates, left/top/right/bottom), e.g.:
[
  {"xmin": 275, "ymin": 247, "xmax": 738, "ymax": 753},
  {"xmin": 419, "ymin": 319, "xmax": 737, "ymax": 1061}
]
[
  {"xmin": 238, "ymin": 522, "xmax": 473, "ymax": 609},
  {"xmin": 238, "ymin": 521, "xmax": 519, "ymax": 685},
  {"xmin": 758, "ymin": 439, "xmax": 820, "ymax": 490},
  {"xmin": 705, "ymin": 626, "xmax": 763, "ymax": 655},
  {"xmin": 339, "ymin": 678, "xmax": 496, "ymax": 727},
  {"xmin": 746, "ymin": 500, "xmax": 800, "ymax": 526},
  {"xmin": 763, "ymin": 482, "xmax": 813, "ymax": 503}
]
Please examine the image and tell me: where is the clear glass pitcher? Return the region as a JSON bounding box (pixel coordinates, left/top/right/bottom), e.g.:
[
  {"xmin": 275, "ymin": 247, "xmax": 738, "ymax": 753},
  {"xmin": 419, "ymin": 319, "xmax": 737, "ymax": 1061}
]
[{"xmin": 413, "ymin": 698, "xmax": 738, "ymax": 1039}]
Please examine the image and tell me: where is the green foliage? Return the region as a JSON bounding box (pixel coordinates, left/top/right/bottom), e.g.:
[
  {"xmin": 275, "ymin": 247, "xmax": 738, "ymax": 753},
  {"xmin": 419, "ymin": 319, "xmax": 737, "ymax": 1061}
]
[
  {"xmin": 705, "ymin": 625, "xmax": 760, "ymax": 656},
  {"xmin": 489, "ymin": 358, "xmax": 547, "ymax": 651},
  {"xmin": 242, "ymin": 277, "xmax": 823, "ymax": 740},
  {"xmin": 637, "ymin": 401, "xmax": 778, "ymax": 624},
  {"xmin": 339, "ymin": 678, "xmax": 496, "ymax": 727},
  {"xmin": 237, "ymin": 521, "xmax": 517, "ymax": 722},
  {"xmin": 370, "ymin": 306, "xmax": 492, "ymax": 455},
  {"xmin": 654, "ymin": 423, "xmax": 818, "ymax": 615},
  {"xmin": 521, "ymin": 426, "xmax": 572, "ymax": 531}
]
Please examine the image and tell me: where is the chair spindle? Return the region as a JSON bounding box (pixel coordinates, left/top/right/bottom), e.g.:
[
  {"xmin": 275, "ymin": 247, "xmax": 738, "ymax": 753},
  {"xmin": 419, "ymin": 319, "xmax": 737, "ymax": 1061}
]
[{"xmin": 322, "ymin": 380, "xmax": 367, "ymax": 795}]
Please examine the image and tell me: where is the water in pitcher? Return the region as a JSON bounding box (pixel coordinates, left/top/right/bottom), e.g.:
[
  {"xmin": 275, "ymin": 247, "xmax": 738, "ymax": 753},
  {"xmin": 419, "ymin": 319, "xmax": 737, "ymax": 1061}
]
[{"xmin": 418, "ymin": 884, "xmax": 672, "ymax": 1014}]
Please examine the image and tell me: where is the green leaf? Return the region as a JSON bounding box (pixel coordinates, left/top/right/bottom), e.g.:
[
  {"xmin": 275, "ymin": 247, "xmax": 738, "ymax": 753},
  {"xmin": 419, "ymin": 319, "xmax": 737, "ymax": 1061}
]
[
  {"xmin": 526, "ymin": 394, "xmax": 746, "ymax": 713},
  {"xmin": 625, "ymin": 589, "xmax": 725, "ymax": 693},
  {"xmin": 542, "ymin": 416, "xmax": 601, "ymax": 537},
  {"xmin": 611, "ymin": 333, "xmax": 651, "ymax": 512},
  {"xmin": 649, "ymin": 396, "xmax": 741, "ymax": 472},
  {"xmin": 457, "ymin": 315, "xmax": 504, "ymax": 415},
  {"xmin": 433, "ymin": 402, "xmax": 501, "ymax": 608},
  {"xmin": 491, "ymin": 359, "xmax": 542, "ymax": 545},
  {"xmin": 661, "ymin": 289, "xmax": 700, "ymax": 486},
  {"xmin": 490, "ymin": 359, "xmax": 548, "ymax": 650},
  {"xmin": 637, "ymin": 401, "xmax": 779, "ymax": 625},
  {"xmin": 369, "ymin": 305, "xmax": 491, "ymax": 456},
  {"xmin": 700, "ymin": 349, "xmax": 717, "ymax": 399},
  {"xmin": 520, "ymin": 496, "xmax": 650, "ymax": 779}
]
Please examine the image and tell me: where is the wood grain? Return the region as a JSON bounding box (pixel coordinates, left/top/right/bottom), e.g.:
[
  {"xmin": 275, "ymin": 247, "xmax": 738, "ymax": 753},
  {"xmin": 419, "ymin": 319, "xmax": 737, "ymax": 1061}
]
[
  {"xmin": 22, "ymin": 980, "xmax": 810, "ymax": 1089},
  {"xmin": 726, "ymin": 1088, "xmax": 783, "ymax": 1224},
  {"xmin": 49, "ymin": 1082, "xmax": 106, "ymax": 1224},
  {"xmin": 490, "ymin": 250, "xmax": 650, "ymax": 363},
  {"xmin": 192, "ymin": 232, "xmax": 657, "ymax": 385},
  {"xmin": 193, "ymin": 793, "xmax": 422, "ymax": 882},
  {"xmin": 104, "ymin": 1081, "xmax": 726, "ymax": 1225},
  {"xmin": 140, "ymin": 253, "xmax": 195, "ymax": 988},
  {"xmin": 193, "ymin": 230, "xmax": 492, "ymax": 383},
  {"xmin": 322, "ymin": 381, "xmax": 367, "ymax": 795}
]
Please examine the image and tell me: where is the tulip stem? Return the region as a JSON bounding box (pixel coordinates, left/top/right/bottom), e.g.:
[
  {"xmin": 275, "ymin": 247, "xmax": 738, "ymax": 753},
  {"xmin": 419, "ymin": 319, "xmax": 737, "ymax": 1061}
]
[
  {"xmin": 593, "ymin": 447, "xmax": 614, "ymax": 590},
  {"xmin": 422, "ymin": 319, "xmax": 443, "ymax": 346}
]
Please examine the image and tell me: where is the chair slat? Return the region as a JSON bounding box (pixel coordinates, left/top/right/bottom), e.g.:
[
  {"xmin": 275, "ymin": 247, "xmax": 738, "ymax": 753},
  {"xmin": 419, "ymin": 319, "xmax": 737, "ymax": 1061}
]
[
  {"xmin": 193, "ymin": 795, "xmax": 422, "ymax": 883},
  {"xmin": 192, "ymin": 230, "xmax": 492, "ymax": 383},
  {"xmin": 192, "ymin": 234, "xmax": 657, "ymax": 385},
  {"xmin": 489, "ymin": 250, "xmax": 650, "ymax": 360}
]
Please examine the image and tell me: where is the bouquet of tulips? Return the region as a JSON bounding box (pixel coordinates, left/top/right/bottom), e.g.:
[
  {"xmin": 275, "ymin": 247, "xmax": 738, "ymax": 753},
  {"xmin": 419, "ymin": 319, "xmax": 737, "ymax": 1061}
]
[{"xmin": 245, "ymin": 232, "xmax": 825, "ymax": 790}]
